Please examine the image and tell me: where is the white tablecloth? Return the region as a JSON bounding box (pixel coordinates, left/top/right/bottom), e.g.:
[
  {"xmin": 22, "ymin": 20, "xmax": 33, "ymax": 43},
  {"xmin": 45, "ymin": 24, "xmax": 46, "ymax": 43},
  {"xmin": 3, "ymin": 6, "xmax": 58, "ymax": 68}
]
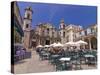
[
  {"xmin": 84, "ymin": 54, "xmax": 95, "ymax": 58},
  {"xmin": 59, "ymin": 57, "xmax": 71, "ymax": 61}
]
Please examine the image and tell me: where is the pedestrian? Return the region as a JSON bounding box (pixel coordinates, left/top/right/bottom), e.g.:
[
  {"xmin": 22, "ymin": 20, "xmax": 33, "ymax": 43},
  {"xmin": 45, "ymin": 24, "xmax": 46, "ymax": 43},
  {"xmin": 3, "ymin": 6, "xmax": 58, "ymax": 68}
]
[
  {"xmin": 20, "ymin": 48, "xmax": 25, "ymax": 59},
  {"xmin": 16, "ymin": 50, "xmax": 21, "ymax": 60}
]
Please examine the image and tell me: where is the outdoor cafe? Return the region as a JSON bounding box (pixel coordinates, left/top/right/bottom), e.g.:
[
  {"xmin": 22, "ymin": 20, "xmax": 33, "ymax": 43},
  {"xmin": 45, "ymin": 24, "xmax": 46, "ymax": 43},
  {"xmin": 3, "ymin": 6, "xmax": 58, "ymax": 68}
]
[{"xmin": 36, "ymin": 40, "xmax": 97, "ymax": 71}]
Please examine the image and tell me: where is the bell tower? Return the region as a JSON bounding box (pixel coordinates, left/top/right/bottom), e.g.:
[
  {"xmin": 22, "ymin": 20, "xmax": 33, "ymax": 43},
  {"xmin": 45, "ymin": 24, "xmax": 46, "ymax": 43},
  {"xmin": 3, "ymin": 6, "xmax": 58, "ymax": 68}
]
[
  {"xmin": 59, "ymin": 19, "xmax": 65, "ymax": 29},
  {"xmin": 23, "ymin": 6, "xmax": 33, "ymax": 50},
  {"xmin": 59, "ymin": 19, "xmax": 66, "ymax": 44}
]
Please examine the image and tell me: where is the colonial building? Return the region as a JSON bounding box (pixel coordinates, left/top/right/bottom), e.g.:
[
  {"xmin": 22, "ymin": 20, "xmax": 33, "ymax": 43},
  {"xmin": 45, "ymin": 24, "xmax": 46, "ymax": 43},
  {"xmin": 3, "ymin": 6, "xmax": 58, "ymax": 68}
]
[
  {"xmin": 34, "ymin": 23, "xmax": 60, "ymax": 46},
  {"xmin": 59, "ymin": 19, "xmax": 82, "ymax": 44},
  {"xmin": 77, "ymin": 24, "xmax": 97, "ymax": 50},
  {"xmin": 59, "ymin": 19, "xmax": 97, "ymax": 50}
]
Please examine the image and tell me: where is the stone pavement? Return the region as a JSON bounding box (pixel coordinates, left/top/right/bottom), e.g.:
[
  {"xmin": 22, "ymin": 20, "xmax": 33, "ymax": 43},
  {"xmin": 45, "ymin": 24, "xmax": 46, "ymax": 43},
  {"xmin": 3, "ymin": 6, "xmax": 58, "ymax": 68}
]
[
  {"xmin": 14, "ymin": 49, "xmax": 97, "ymax": 74},
  {"xmin": 14, "ymin": 50, "xmax": 56, "ymax": 74}
]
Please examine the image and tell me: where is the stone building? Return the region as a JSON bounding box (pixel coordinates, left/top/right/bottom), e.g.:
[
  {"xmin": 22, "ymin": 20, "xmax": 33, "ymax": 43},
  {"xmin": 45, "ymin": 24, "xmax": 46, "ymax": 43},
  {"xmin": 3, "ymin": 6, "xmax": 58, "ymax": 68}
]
[
  {"xmin": 76, "ymin": 24, "xmax": 97, "ymax": 50},
  {"xmin": 34, "ymin": 23, "xmax": 61, "ymax": 46},
  {"xmin": 59, "ymin": 19, "xmax": 82, "ymax": 44},
  {"xmin": 59, "ymin": 19, "xmax": 97, "ymax": 50},
  {"xmin": 23, "ymin": 6, "xmax": 33, "ymax": 50}
]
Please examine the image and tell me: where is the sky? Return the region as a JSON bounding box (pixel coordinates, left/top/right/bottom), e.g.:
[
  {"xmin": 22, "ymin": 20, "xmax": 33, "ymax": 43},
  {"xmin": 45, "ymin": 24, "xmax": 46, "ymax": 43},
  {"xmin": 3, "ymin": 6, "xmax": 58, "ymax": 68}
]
[{"xmin": 17, "ymin": 1, "xmax": 97, "ymax": 29}]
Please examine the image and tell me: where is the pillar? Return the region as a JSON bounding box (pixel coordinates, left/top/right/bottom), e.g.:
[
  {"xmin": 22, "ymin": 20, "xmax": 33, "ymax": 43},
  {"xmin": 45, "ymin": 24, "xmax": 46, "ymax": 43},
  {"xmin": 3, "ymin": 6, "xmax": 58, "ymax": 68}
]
[
  {"xmin": 88, "ymin": 38, "xmax": 92, "ymax": 50},
  {"xmin": 82, "ymin": 37, "xmax": 85, "ymax": 49}
]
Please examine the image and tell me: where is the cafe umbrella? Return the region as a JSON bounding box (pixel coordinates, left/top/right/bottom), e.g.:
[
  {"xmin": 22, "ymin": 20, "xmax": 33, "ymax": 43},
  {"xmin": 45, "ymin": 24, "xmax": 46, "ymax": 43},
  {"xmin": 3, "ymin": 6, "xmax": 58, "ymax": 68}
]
[
  {"xmin": 75, "ymin": 40, "xmax": 88, "ymax": 50},
  {"xmin": 36, "ymin": 45, "xmax": 43, "ymax": 48},
  {"xmin": 53, "ymin": 42, "xmax": 63, "ymax": 47}
]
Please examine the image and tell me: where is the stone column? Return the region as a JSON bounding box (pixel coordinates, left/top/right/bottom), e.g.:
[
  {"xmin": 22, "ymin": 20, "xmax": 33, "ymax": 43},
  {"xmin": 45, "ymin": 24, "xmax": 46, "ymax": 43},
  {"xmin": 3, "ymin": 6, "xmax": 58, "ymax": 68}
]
[
  {"xmin": 82, "ymin": 37, "xmax": 85, "ymax": 49},
  {"xmin": 88, "ymin": 38, "xmax": 92, "ymax": 50}
]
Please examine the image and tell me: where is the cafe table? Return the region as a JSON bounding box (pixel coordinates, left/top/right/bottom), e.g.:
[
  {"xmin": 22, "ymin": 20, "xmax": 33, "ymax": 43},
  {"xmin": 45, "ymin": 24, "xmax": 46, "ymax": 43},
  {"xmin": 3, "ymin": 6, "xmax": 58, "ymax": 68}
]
[
  {"xmin": 51, "ymin": 55, "xmax": 60, "ymax": 58},
  {"xmin": 84, "ymin": 54, "xmax": 95, "ymax": 58},
  {"xmin": 49, "ymin": 54, "xmax": 60, "ymax": 65},
  {"xmin": 59, "ymin": 57, "xmax": 71, "ymax": 61},
  {"xmin": 84, "ymin": 54, "xmax": 95, "ymax": 65},
  {"xmin": 59, "ymin": 57, "xmax": 71, "ymax": 70}
]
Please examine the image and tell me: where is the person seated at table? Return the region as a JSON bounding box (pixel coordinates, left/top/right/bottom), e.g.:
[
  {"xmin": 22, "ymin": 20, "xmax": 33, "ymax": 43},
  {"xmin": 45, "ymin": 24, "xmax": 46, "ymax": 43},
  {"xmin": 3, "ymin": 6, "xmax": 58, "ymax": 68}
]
[
  {"xmin": 58, "ymin": 49, "xmax": 65, "ymax": 56},
  {"xmin": 16, "ymin": 50, "xmax": 21, "ymax": 60},
  {"xmin": 49, "ymin": 48, "xmax": 55, "ymax": 54},
  {"xmin": 21, "ymin": 48, "xmax": 26, "ymax": 59},
  {"xmin": 36, "ymin": 48, "xmax": 39, "ymax": 52},
  {"xmin": 37, "ymin": 48, "xmax": 42, "ymax": 53}
]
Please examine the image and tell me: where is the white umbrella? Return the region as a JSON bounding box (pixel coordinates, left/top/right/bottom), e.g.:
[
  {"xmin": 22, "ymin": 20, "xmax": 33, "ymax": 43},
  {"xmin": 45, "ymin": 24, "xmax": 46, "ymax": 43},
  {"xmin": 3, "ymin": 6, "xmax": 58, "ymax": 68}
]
[
  {"xmin": 76, "ymin": 40, "xmax": 88, "ymax": 45},
  {"xmin": 36, "ymin": 45, "xmax": 43, "ymax": 48},
  {"xmin": 65, "ymin": 41, "xmax": 77, "ymax": 46},
  {"xmin": 50, "ymin": 43, "xmax": 57, "ymax": 47},
  {"xmin": 57, "ymin": 42, "xmax": 63, "ymax": 47},
  {"xmin": 44, "ymin": 45, "xmax": 50, "ymax": 47},
  {"xmin": 53, "ymin": 42, "xmax": 63, "ymax": 47},
  {"xmin": 64, "ymin": 41, "xmax": 78, "ymax": 50},
  {"xmin": 76, "ymin": 40, "xmax": 88, "ymax": 50}
]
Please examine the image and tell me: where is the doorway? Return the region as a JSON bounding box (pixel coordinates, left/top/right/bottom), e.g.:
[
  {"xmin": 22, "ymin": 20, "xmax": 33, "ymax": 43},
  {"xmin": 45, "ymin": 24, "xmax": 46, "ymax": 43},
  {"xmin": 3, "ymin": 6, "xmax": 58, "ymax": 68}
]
[{"xmin": 45, "ymin": 40, "xmax": 50, "ymax": 45}]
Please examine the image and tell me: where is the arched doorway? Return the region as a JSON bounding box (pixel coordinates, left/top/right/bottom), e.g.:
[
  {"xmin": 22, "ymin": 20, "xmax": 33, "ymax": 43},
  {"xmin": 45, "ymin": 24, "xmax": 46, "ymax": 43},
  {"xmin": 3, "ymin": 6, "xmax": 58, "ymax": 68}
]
[
  {"xmin": 45, "ymin": 40, "xmax": 50, "ymax": 45},
  {"xmin": 32, "ymin": 40, "xmax": 37, "ymax": 48},
  {"xmin": 45, "ymin": 37, "xmax": 50, "ymax": 45},
  {"xmin": 32, "ymin": 35, "xmax": 37, "ymax": 48},
  {"xmin": 84, "ymin": 38, "xmax": 89, "ymax": 49},
  {"xmin": 91, "ymin": 37, "xmax": 97, "ymax": 50}
]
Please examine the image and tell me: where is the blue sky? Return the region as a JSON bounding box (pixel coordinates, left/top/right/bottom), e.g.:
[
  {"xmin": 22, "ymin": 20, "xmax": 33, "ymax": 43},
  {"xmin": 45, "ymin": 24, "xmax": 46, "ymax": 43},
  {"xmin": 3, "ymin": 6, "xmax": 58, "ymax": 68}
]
[{"xmin": 17, "ymin": 2, "xmax": 97, "ymax": 29}]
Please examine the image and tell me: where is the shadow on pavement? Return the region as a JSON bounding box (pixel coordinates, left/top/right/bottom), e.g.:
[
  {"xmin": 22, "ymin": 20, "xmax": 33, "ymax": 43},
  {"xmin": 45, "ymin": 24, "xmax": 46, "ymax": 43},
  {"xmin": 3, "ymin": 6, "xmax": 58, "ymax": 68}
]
[{"xmin": 14, "ymin": 60, "xmax": 27, "ymax": 65}]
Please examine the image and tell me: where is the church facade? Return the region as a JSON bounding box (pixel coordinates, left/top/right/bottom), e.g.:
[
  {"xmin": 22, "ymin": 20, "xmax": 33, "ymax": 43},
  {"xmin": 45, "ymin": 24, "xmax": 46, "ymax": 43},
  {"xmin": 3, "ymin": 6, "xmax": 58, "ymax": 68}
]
[{"xmin": 34, "ymin": 23, "xmax": 61, "ymax": 46}]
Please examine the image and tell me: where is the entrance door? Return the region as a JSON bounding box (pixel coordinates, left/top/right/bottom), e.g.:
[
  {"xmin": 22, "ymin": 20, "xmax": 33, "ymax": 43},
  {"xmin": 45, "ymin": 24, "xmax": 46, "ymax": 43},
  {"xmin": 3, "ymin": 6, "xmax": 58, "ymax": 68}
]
[
  {"xmin": 32, "ymin": 41, "xmax": 36, "ymax": 47},
  {"xmin": 45, "ymin": 40, "xmax": 50, "ymax": 45}
]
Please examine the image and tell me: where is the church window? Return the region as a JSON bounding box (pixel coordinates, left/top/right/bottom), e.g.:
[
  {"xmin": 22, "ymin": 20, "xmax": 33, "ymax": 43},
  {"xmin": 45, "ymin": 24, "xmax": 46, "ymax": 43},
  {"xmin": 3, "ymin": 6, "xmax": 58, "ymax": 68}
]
[
  {"xmin": 52, "ymin": 31, "xmax": 54, "ymax": 36},
  {"xmin": 27, "ymin": 13, "xmax": 30, "ymax": 19},
  {"xmin": 47, "ymin": 28, "xmax": 49, "ymax": 34},
  {"xmin": 63, "ymin": 32, "xmax": 65, "ymax": 37},
  {"xmin": 26, "ymin": 24, "xmax": 29, "ymax": 28}
]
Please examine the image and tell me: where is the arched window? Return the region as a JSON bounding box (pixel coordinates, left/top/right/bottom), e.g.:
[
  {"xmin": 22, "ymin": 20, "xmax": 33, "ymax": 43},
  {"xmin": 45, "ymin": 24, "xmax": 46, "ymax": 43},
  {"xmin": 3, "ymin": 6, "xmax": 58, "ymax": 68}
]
[
  {"xmin": 52, "ymin": 31, "xmax": 54, "ymax": 37},
  {"xmin": 63, "ymin": 32, "xmax": 65, "ymax": 37},
  {"xmin": 26, "ymin": 24, "xmax": 29, "ymax": 28},
  {"xmin": 47, "ymin": 28, "xmax": 49, "ymax": 34},
  {"xmin": 27, "ymin": 13, "xmax": 30, "ymax": 19}
]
